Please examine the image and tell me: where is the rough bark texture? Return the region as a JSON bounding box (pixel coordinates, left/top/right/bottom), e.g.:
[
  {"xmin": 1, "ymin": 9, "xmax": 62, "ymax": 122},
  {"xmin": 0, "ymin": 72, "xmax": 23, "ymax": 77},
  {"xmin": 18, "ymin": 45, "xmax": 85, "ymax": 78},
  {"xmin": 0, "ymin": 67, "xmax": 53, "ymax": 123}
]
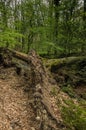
[{"xmin": 0, "ymin": 47, "xmax": 66, "ymax": 130}]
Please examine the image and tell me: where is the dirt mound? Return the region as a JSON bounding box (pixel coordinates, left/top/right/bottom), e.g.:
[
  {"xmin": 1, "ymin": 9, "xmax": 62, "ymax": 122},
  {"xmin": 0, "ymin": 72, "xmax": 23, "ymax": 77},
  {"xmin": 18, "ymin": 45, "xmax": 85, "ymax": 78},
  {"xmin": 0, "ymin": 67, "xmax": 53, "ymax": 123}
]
[{"xmin": 0, "ymin": 48, "xmax": 65, "ymax": 130}]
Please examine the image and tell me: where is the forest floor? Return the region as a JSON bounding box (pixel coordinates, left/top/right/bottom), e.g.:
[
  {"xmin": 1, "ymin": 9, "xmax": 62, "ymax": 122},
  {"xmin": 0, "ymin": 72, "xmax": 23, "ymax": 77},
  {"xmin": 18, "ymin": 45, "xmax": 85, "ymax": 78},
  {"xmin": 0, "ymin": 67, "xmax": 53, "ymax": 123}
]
[
  {"xmin": 0, "ymin": 48, "xmax": 86, "ymax": 130},
  {"xmin": 0, "ymin": 66, "xmax": 35, "ymax": 130}
]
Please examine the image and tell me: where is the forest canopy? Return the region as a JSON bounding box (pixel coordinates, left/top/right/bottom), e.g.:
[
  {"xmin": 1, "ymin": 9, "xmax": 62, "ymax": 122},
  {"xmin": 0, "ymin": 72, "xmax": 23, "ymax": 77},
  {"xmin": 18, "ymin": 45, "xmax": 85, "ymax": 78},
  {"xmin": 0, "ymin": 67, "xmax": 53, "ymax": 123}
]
[{"xmin": 0, "ymin": 0, "xmax": 86, "ymax": 57}]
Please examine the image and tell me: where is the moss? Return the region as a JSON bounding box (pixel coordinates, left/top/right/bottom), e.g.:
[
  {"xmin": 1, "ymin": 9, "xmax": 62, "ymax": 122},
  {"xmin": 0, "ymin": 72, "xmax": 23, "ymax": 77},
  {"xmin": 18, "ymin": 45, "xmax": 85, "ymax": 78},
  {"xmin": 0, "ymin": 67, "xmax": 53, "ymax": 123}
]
[
  {"xmin": 61, "ymin": 100, "xmax": 86, "ymax": 130},
  {"xmin": 50, "ymin": 87, "xmax": 58, "ymax": 96}
]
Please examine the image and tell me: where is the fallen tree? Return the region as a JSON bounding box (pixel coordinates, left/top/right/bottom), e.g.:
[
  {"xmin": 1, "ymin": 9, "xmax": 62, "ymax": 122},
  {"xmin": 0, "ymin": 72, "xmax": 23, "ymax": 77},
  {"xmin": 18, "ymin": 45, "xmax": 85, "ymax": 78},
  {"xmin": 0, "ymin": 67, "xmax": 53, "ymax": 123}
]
[{"xmin": 0, "ymin": 47, "xmax": 66, "ymax": 130}]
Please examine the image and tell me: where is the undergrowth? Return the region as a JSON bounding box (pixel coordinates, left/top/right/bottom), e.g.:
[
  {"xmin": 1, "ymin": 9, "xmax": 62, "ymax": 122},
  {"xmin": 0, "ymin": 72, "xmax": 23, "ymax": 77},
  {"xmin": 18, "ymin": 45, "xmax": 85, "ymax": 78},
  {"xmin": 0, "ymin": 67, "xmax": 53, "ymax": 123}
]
[{"xmin": 61, "ymin": 100, "xmax": 86, "ymax": 130}]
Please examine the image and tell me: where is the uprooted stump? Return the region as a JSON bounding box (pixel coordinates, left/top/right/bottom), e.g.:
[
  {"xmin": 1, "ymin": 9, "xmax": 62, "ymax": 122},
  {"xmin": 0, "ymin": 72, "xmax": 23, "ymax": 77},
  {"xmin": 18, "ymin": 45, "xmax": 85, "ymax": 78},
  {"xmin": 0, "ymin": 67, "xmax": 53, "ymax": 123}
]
[
  {"xmin": 0, "ymin": 47, "xmax": 65, "ymax": 130},
  {"xmin": 0, "ymin": 47, "xmax": 13, "ymax": 67}
]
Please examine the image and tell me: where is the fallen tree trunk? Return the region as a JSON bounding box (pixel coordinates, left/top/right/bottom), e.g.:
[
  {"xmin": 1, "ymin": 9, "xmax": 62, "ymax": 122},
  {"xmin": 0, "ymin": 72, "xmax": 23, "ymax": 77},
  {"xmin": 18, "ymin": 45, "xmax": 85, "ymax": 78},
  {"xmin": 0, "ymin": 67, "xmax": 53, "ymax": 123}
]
[
  {"xmin": 43, "ymin": 56, "xmax": 86, "ymax": 72},
  {"xmin": 46, "ymin": 55, "xmax": 86, "ymax": 88},
  {"xmin": 0, "ymin": 47, "xmax": 66, "ymax": 130}
]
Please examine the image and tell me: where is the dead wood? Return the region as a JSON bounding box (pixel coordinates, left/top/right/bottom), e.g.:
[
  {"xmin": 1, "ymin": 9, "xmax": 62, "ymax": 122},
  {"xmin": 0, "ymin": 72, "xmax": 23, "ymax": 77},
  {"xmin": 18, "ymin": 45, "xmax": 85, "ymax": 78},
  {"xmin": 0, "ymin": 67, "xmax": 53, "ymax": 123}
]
[{"xmin": 0, "ymin": 47, "xmax": 65, "ymax": 130}]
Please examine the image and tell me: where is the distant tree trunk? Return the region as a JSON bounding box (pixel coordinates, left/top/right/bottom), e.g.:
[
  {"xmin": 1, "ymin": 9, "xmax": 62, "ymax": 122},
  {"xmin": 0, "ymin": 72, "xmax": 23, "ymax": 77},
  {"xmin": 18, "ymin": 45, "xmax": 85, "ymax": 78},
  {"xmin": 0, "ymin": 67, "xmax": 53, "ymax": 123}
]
[
  {"xmin": 54, "ymin": 0, "xmax": 60, "ymax": 42},
  {"xmin": 82, "ymin": 0, "xmax": 86, "ymax": 53},
  {"xmin": 1, "ymin": 0, "xmax": 8, "ymax": 28},
  {"xmin": 53, "ymin": 0, "xmax": 60, "ymax": 55},
  {"xmin": 48, "ymin": 0, "xmax": 54, "ymax": 40},
  {"xmin": 27, "ymin": 33, "xmax": 33, "ymax": 53},
  {"xmin": 83, "ymin": 0, "xmax": 86, "ymax": 21},
  {"xmin": 21, "ymin": 1, "xmax": 25, "ymax": 50}
]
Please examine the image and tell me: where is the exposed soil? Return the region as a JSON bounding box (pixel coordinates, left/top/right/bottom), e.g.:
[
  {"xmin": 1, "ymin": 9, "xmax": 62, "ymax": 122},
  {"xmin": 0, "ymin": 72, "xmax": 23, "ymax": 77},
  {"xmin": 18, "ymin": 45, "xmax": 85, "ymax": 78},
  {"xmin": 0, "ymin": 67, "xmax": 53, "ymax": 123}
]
[{"xmin": 74, "ymin": 86, "xmax": 86, "ymax": 99}]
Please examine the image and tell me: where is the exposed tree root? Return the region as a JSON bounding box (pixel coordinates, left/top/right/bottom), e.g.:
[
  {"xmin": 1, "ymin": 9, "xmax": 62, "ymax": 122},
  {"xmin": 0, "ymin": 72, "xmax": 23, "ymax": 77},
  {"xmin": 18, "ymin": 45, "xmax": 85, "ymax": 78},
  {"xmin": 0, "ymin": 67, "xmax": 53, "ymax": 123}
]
[{"xmin": 0, "ymin": 47, "xmax": 66, "ymax": 130}]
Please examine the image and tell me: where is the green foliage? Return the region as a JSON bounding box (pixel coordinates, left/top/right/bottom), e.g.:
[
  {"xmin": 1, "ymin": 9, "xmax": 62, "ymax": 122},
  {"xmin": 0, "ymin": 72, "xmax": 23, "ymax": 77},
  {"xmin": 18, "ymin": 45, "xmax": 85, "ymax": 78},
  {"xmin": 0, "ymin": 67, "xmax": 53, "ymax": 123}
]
[
  {"xmin": 61, "ymin": 85, "xmax": 76, "ymax": 98},
  {"xmin": 0, "ymin": 28, "xmax": 24, "ymax": 48},
  {"xmin": 0, "ymin": 0, "xmax": 86, "ymax": 55},
  {"xmin": 61, "ymin": 101, "xmax": 86, "ymax": 130}
]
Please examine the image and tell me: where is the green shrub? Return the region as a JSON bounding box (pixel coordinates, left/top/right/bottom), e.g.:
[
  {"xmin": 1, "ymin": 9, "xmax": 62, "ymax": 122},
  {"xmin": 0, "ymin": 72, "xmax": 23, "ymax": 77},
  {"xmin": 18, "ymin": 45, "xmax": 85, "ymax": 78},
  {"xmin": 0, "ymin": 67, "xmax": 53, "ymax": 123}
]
[
  {"xmin": 61, "ymin": 85, "xmax": 76, "ymax": 98},
  {"xmin": 61, "ymin": 101, "xmax": 86, "ymax": 130}
]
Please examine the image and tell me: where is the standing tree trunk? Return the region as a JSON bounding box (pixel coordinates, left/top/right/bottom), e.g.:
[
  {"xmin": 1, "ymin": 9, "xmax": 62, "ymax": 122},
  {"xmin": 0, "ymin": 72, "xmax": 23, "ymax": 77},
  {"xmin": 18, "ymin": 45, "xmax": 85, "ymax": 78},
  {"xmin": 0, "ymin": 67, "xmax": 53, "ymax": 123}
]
[
  {"xmin": 1, "ymin": 0, "xmax": 8, "ymax": 29},
  {"xmin": 54, "ymin": 0, "xmax": 60, "ymax": 41},
  {"xmin": 53, "ymin": 0, "xmax": 60, "ymax": 55},
  {"xmin": 82, "ymin": 0, "xmax": 86, "ymax": 53},
  {"xmin": 83, "ymin": 0, "xmax": 86, "ymax": 21}
]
